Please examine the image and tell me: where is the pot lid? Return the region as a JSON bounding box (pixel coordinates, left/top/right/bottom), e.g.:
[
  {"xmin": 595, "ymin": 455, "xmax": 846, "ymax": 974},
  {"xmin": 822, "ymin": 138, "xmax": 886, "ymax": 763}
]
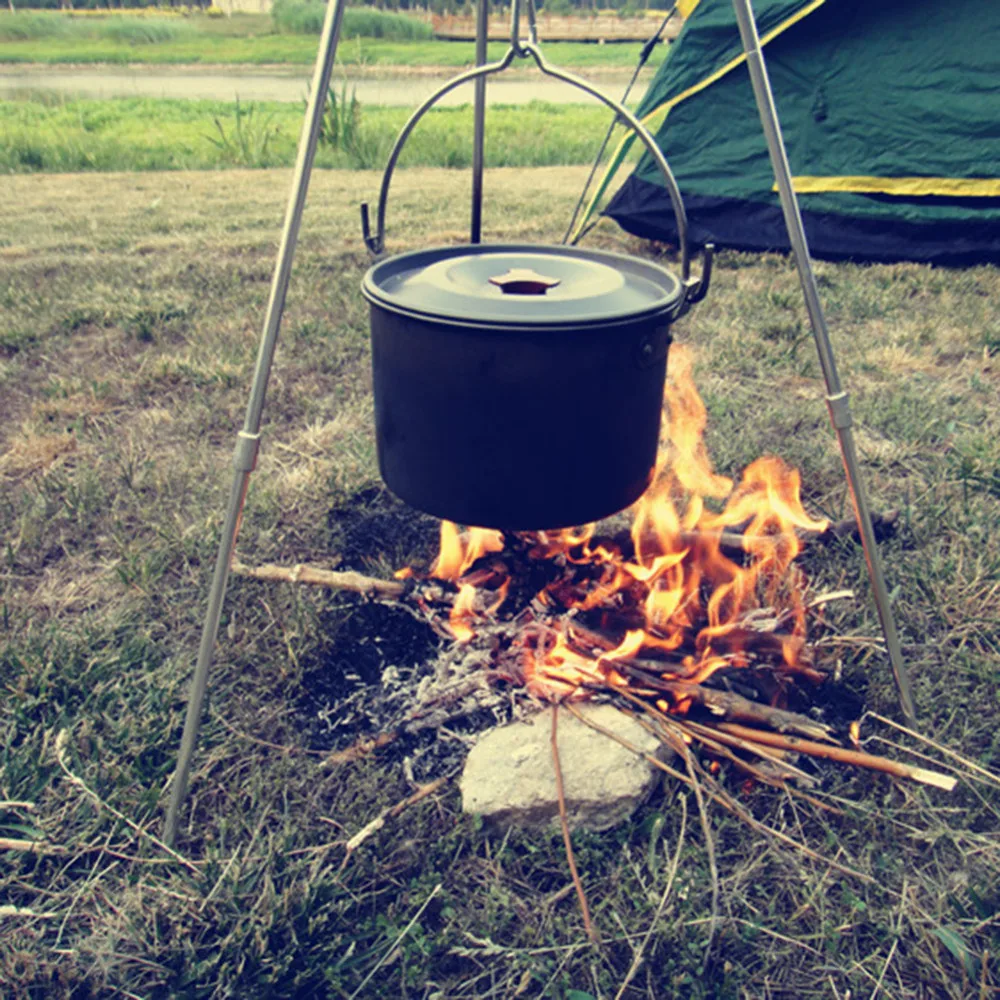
[{"xmin": 362, "ymin": 243, "xmax": 684, "ymax": 328}]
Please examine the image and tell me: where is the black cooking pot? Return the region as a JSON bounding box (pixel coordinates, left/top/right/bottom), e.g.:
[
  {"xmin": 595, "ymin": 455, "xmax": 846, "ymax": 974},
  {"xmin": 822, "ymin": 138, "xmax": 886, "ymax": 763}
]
[{"xmin": 362, "ymin": 242, "xmax": 689, "ymax": 530}]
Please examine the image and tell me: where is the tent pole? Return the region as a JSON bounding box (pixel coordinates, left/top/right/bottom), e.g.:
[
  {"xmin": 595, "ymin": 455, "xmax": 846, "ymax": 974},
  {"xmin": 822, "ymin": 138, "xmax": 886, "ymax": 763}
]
[
  {"xmin": 730, "ymin": 0, "xmax": 916, "ymax": 725},
  {"xmin": 163, "ymin": 0, "xmax": 349, "ymax": 847},
  {"xmin": 561, "ymin": 3, "xmax": 677, "ymax": 245}
]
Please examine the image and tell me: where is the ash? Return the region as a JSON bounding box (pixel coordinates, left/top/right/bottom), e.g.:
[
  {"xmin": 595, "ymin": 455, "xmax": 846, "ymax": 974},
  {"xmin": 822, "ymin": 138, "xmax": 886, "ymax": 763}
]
[{"xmin": 296, "ymin": 595, "xmax": 531, "ymax": 782}]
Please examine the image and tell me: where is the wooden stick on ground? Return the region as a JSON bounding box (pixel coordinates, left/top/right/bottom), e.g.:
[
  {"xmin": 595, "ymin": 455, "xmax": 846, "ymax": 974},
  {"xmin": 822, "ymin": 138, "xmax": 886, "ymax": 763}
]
[
  {"xmin": 232, "ymin": 561, "xmax": 406, "ymax": 599},
  {"xmin": 0, "ymin": 837, "xmax": 64, "ymax": 855},
  {"xmin": 336, "ymin": 776, "xmax": 451, "ymax": 871},
  {"xmin": 551, "ymin": 704, "xmax": 597, "ymax": 944},
  {"xmin": 713, "ymin": 722, "xmax": 957, "ymax": 790},
  {"xmin": 322, "ymin": 730, "xmax": 399, "ymax": 767}
]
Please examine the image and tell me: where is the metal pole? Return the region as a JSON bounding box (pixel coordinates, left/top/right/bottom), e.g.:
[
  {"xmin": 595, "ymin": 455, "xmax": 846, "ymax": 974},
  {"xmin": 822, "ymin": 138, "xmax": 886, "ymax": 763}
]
[
  {"xmin": 730, "ymin": 0, "xmax": 916, "ymax": 724},
  {"xmin": 471, "ymin": 0, "xmax": 489, "ymax": 243},
  {"xmin": 163, "ymin": 0, "xmax": 349, "ymax": 846},
  {"xmin": 562, "ymin": 3, "xmax": 677, "ymax": 245}
]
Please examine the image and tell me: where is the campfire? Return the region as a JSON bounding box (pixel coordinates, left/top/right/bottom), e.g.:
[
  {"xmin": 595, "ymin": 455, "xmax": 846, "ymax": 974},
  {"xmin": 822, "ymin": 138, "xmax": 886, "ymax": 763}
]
[
  {"xmin": 235, "ymin": 347, "xmax": 950, "ymax": 797},
  {"xmin": 409, "ymin": 345, "xmax": 831, "ymax": 709}
]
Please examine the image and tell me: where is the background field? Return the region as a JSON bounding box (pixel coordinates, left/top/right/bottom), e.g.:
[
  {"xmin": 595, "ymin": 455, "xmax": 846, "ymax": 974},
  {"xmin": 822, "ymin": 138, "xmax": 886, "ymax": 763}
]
[
  {"xmin": 0, "ymin": 9, "xmax": 671, "ymax": 66},
  {"xmin": 0, "ymin": 94, "xmax": 622, "ymax": 171},
  {"xmin": 1, "ymin": 166, "xmax": 998, "ymax": 998}
]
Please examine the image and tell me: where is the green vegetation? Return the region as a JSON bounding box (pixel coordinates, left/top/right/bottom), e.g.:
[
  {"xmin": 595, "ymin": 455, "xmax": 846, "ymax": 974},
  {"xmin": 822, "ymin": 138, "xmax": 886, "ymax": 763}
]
[
  {"xmin": 1, "ymin": 166, "xmax": 998, "ymax": 998},
  {"xmin": 0, "ymin": 9, "xmax": 666, "ymax": 65},
  {"xmin": 0, "ymin": 9, "xmax": 197, "ymax": 43},
  {"xmin": 272, "ymin": 0, "xmax": 434, "ymax": 39},
  {"xmin": 0, "ymin": 94, "xmax": 620, "ymax": 171}
]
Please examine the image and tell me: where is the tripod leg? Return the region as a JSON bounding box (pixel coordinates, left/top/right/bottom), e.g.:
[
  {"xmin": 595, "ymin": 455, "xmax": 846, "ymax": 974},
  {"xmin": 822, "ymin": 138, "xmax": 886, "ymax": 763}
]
[
  {"xmin": 731, "ymin": 0, "xmax": 916, "ymax": 725},
  {"xmin": 471, "ymin": 0, "xmax": 488, "ymax": 243},
  {"xmin": 163, "ymin": 0, "xmax": 350, "ymax": 846}
]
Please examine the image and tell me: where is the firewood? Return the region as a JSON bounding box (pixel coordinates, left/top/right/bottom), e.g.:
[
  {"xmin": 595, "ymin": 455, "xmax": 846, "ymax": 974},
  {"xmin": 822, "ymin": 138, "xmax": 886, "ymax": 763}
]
[
  {"xmin": 612, "ymin": 665, "xmax": 833, "ymax": 741},
  {"xmin": 681, "ymin": 509, "xmax": 899, "ymax": 562},
  {"xmin": 713, "ymin": 722, "xmax": 956, "ymax": 790},
  {"xmin": 232, "ymin": 561, "xmax": 407, "ymax": 599}
]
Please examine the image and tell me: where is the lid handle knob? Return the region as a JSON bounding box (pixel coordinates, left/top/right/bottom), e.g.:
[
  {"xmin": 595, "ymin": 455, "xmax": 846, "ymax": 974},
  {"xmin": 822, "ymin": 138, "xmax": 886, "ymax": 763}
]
[{"xmin": 488, "ymin": 268, "xmax": 561, "ymax": 295}]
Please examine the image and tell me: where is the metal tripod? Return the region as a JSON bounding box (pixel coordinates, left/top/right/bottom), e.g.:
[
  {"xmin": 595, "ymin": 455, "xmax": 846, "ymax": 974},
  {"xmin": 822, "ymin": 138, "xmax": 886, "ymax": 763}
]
[
  {"xmin": 730, "ymin": 0, "xmax": 915, "ymax": 724},
  {"xmin": 163, "ymin": 0, "xmax": 915, "ymax": 846}
]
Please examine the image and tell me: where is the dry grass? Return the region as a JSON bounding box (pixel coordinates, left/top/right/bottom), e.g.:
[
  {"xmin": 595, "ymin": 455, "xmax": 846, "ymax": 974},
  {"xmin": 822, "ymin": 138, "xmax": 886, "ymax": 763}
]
[{"xmin": 1, "ymin": 166, "xmax": 999, "ymax": 999}]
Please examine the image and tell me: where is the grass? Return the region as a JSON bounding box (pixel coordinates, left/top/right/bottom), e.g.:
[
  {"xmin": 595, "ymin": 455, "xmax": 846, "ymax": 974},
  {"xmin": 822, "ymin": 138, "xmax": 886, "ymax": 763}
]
[
  {"xmin": 0, "ymin": 9, "xmax": 197, "ymax": 44},
  {"xmin": 1, "ymin": 166, "xmax": 999, "ymax": 998},
  {"xmin": 272, "ymin": 1, "xmax": 434, "ymax": 40},
  {"xmin": 0, "ymin": 10, "xmax": 667, "ymax": 66},
  {"xmin": 0, "ymin": 94, "xmax": 622, "ymax": 172}
]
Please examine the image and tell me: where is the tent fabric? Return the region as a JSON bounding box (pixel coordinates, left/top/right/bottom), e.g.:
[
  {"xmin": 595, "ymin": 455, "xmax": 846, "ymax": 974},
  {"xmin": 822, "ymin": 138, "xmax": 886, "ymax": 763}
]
[{"xmin": 598, "ymin": 0, "xmax": 1000, "ymax": 264}]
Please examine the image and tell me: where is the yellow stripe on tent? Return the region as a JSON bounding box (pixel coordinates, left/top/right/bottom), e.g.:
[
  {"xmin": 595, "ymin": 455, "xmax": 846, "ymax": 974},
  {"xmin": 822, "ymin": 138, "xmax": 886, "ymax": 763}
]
[
  {"xmin": 570, "ymin": 0, "xmax": 826, "ymax": 244},
  {"xmin": 676, "ymin": 0, "xmax": 702, "ymax": 18},
  {"xmin": 782, "ymin": 176, "xmax": 1000, "ymax": 198}
]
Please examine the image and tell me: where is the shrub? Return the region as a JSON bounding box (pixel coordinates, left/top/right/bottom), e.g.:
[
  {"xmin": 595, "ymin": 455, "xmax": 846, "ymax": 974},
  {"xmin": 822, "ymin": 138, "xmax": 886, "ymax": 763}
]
[
  {"xmin": 0, "ymin": 12, "xmax": 68, "ymax": 42},
  {"xmin": 95, "ymin": 17, "xmax": 195, "ymax": 44},
  {"xmin": 271, "ymin": 1, "xmax": 432, "ymax": 40}
]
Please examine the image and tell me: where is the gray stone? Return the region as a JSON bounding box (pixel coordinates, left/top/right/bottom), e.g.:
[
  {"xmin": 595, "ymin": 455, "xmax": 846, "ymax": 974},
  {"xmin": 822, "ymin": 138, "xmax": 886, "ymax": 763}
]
[{"xmin": 459, "ymin": 703, "xmax": 666, "ymax": 832}]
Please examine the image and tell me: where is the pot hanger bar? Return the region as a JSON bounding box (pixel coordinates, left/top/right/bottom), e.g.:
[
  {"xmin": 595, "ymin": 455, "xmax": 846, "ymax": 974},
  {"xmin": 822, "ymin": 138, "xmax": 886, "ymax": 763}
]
[
  {"xmin": 731, "ymin": 0, "xmax": 915, "ymax": 724},
  {"xmin": 359, "ymin": 0, "xmax": 712, "ymax": 307}
]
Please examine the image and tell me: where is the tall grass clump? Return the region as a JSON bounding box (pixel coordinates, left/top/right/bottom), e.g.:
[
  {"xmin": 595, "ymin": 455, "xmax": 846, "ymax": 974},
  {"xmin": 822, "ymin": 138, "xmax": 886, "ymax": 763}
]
[
  {"xmin": 207, "ymin": 98, "xmax": 282, "ymax": 168},
  {"xmin": 96, "ymin": 17, "xmax": 196, "ymax": 45},
  {"xmin": 271, "ymin": 0, "xmax": 432, "ymax": 39},
  {"xmin": 0, "ymin": 11, "xmax": 193, "ymax": 44},
  {"xmin": 0, "ymin": 11, "xmax": 68, "ymax": 41},
  {"xmin": 312, "ymin": 82, "xmax": 381, "ymax": 168}
]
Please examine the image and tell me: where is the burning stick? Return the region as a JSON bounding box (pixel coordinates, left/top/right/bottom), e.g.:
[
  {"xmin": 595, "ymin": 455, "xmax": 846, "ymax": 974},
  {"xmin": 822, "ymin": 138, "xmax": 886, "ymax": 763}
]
[
  {"xmin": 671, "ymin": 509, "xmax": 900, "ymax": 562},
  {"xmin": 613, "ymin": 668, "xmax": 836, "ymax": 742}
]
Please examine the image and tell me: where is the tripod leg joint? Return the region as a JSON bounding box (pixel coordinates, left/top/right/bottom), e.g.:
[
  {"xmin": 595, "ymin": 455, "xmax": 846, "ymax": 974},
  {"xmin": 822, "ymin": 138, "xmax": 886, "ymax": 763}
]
[
  {"xmin": 826, "ymin": 391, "xmax": 853, "ymax": 430},
  {"xmin": 233, "ymin": 431, "xmax": 261, "ymax": 473}
]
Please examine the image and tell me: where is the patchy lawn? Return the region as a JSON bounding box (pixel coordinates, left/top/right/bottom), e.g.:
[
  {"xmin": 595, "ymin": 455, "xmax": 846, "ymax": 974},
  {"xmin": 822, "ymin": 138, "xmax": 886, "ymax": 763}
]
[{"xmin": 1, "ymin": 166, "xmax": 999, "ymax": 999}]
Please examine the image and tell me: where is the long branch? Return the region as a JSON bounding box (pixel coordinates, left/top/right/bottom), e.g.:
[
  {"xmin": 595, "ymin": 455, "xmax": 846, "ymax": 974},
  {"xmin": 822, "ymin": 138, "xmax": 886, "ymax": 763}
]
[
  {"xmin": 232, "ymin": 561, "xmax": 407, "ymax": 599},
  {"xmin": 713, "ymin": 723, "xmax": 956, "ymax": 790}
]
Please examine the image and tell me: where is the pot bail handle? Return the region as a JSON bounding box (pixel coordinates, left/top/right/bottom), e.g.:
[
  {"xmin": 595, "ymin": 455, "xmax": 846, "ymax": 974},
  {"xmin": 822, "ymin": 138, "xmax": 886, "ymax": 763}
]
[{"xmin": 489, "ymin": 268, "xmax": 561, "ymax": 295}]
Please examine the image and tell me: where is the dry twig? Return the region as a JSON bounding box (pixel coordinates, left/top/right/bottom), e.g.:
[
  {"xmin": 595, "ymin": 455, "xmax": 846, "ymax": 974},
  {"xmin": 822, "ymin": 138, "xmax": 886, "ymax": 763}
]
[
  {"xmin": 551, "ymin": 704, "xmax": 597, "ymax": 944},
  {"xmin": 863, "ymin": 712, "xmax": 1000, "ymax": 789},
  {"xmin": 232, "ymin": 560, "xmax": 406, "ymax": 599},
  {"xmin": 613, "ymin": 792, "xmax": 688, "ymax": 1000},
  {"xmin": 327, "ymin": 776, "xmax": 451, "ymax": 870},
  {"xmin": 715, "ymin": 723, "xmax": 957, "ymax": 790},
  {"xmin": 55, "ymin": 730, "xmax": 200, "ymax": 873}
]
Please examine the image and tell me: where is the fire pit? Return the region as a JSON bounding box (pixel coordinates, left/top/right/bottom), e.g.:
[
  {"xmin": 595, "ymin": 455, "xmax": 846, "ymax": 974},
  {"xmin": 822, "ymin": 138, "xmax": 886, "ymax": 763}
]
[{"xmin": 237, "ymin": 350, "xmax": 948, "ymax": 806}]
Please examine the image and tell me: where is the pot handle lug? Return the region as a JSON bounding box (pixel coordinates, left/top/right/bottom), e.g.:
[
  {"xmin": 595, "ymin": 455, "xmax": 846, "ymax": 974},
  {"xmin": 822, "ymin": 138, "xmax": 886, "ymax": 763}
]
[
  {"xmin": 687, "ymin": 243, "xmax": 714, "ymax": 306},
  {"xmin": 634, "ymin": 327, "xmax": 671, "ymax": 370}
]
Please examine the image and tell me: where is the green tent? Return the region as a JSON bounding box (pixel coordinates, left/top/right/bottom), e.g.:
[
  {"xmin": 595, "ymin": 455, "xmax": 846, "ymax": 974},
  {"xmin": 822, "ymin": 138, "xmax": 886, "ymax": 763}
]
[{"xmin": 584, "ymin": 0, "xmax": 1000, "ymax": 264}]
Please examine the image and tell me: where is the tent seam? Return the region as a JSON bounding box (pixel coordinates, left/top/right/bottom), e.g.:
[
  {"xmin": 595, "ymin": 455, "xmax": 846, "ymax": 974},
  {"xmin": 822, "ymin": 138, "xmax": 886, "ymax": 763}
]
[{"xmin": 784, "ymin": 176, "xmax": 1000, "ymax": 198}]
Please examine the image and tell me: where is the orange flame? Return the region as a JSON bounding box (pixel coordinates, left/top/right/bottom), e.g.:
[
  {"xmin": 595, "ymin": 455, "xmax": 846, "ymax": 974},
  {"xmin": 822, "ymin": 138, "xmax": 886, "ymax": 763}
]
[
  {"xmin": 418, "ymin": 346, "xmax": 829, "ymax": 702},
  {"xmin": 431, "ymin": 522, "xmax": 504, "ymax": 580}
]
